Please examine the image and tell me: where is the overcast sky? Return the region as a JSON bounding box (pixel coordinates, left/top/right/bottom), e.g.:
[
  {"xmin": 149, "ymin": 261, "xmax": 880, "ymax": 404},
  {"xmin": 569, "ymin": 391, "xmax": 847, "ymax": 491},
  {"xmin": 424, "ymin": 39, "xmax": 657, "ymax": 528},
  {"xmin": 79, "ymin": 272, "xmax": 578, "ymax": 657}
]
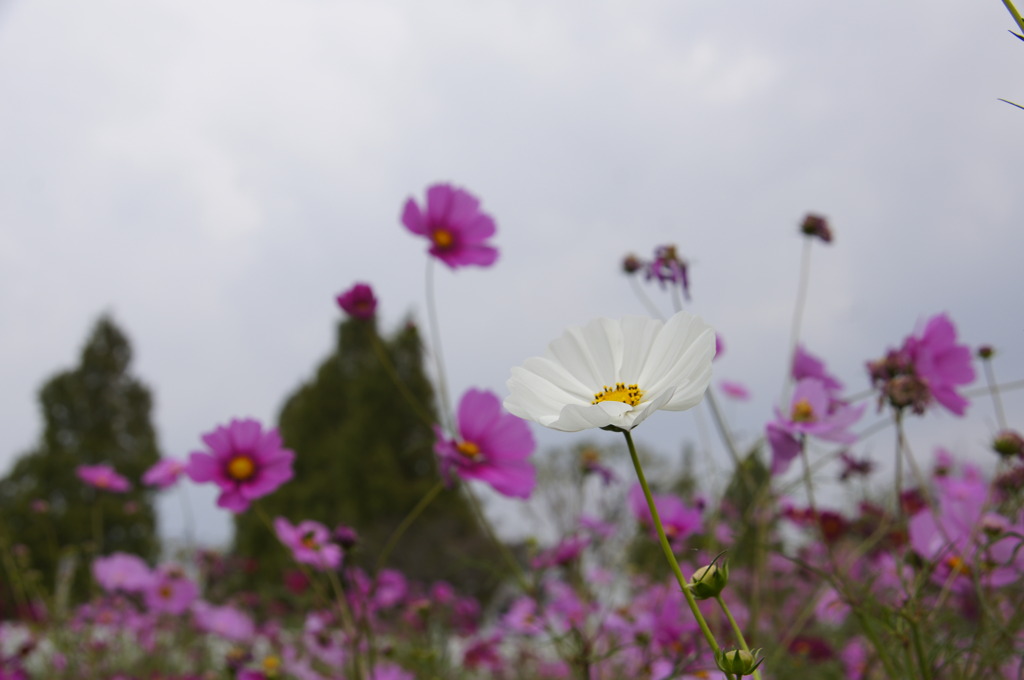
[{"xmin": 1, "ymin": 0, "xmax": 1021, "ymax": 547}]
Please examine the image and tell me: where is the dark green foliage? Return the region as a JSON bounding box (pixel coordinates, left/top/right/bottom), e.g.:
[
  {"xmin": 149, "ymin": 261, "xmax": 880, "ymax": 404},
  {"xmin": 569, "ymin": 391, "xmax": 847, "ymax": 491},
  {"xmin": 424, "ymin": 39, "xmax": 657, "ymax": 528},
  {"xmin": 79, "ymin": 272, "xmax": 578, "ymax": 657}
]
[
  {"xmin": 0, "ymin": 316, "xmax": 161, "ymax": 607},
  {"xmin": 232, "ymin": 317, "xmax": 503, "ymax": 597}
]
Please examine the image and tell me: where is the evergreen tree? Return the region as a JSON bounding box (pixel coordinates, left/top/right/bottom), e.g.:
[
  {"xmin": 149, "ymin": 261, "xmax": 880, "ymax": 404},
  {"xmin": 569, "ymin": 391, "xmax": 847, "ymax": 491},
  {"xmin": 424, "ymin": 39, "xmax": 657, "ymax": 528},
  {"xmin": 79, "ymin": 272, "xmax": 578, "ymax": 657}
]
[
  {"xmin": 0, "ymin": 316, "xmax": 161, "ymax": 606},
  {"xmin": 232, "ymin": 317, "xmax": 502, "ymax": 596}
]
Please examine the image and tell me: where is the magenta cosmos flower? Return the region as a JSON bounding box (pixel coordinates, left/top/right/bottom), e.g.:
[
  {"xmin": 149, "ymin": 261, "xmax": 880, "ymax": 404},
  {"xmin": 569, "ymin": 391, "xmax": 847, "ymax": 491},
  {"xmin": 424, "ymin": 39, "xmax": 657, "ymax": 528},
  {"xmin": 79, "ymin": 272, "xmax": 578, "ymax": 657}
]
[
  {"xmin": 434, "ymin": 389, "xmax": 536, "ymax": 499},
  {"xmin": 144, "ymin": 564, "xmax": 199, "ymax": 615},
  {"xmin": 273, "ymin": 517, "xmax": 343, "ymax": 571},
  {"xmin": 142, "ymin": 458, "xmax": 186, "ymax": 489},
  {"xmin": 76, "ymin": 464, "xmax": 131, "ymax": 493},
  {"xmin": 401, "ymin": 184, "xmax": 498, "ymax": 269},
  {"xmin": 336, "ymin": 282, "xmax": 377, "ymax": 320},
  {"xmin": 92, "ymin": 552, "xmax": 153, "ymax": 593},
  {"xmin": 766, "ymin": 378, "xmax": 865, "ymax": 475},
  {"xmin": 185, "ymin": 418, "xmax": 295, "ymax": 513},
  {"xmin": 905, "ymin": 313, "xmax": 975, "ymax": 415}
]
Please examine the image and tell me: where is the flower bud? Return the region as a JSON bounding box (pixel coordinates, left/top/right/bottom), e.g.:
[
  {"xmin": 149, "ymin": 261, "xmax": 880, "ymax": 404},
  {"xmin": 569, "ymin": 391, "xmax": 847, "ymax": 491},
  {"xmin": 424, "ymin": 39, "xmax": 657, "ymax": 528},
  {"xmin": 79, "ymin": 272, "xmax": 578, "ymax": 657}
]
[
  {"xmin": 715, "ymin": 648, "xmax": 764, "ymax": 676},
  {"xmin": 689, "ymin": 562, "xmax": 729, "ymax": 599},
  {"xmin": 977, "ymin": 345, "xmax": 995, "ymax": 360},
  {"xmin": 622, "ymin": 254, "xmax": 643, "ymax": 274},
  {"xmin": 993, "ymin": 430, "xmax": 1024, "ymax": 459},
  {"xmin": 800, "ymin": 213, "xmax": 833, "ymax": 243}
]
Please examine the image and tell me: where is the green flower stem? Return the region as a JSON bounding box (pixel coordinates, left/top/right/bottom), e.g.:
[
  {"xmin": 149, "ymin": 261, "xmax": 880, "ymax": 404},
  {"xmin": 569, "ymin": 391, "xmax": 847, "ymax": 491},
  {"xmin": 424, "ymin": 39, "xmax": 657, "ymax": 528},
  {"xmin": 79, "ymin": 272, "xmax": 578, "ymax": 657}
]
[
  {"xmin": 703, "ymin": 389, "xmax": 742, "ymax": 466},
  {"xmin": 1004, "ymin": 0, "xmax": 1024, "ymax": 33},
  {"xmin": 622, "ymin": 431, "xmax": 731, "ymax": 674},
  {"xmin": 463, "ymin": 483, "xmax": 533, "ymax": 595},
  {"xmin": 981, "ymin": 355, "xmax": 1008, "ymax": 430},
  {"xmin": 781, "ymin": 238, "xmax": 813, "ymax": 409},
  {"xmin": 375, "ymin": 480, "xmax": 445, "ymax": 574},
  {"xmin": 909, "ymin": 617, "xmax": 933, "ymax": 680},
  {"xmin": 326, "ymin": 567, "xmax": 371, "ymax": 680},
  {"xmin": 364, "ymin": 324, "xmax": 437, "ymax": 430},
  {"xmin": 852, "ymin": 608, "xmax": 904, "ymax": 678},
  {"xmin": 425, "ymin": 258, "xmax": 455, "ymax": 434},
  {"xmin": 714, "ymin": 594, "xmax": 763, "ymax": 680},
  {"xmin": 628, "ymin": 275, "xmax": 663, "ymax": 318}
]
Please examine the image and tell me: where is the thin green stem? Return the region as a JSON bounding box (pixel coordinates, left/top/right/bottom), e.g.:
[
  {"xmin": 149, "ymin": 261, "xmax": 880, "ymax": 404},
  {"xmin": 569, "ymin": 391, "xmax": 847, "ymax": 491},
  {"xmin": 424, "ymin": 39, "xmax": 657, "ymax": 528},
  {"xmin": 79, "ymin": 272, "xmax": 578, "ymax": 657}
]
[
  {"xmin": 782, "ymin": 238, "xmax": 813, "ymax": 409},
  {"xmin": 704, "ymin": 389, "xmax": 742, "ymax": 466},
  {"xmin": 462, "ymin": 484, "xmax": 533, "ymax": 594},
  {"xmin": 715, "ymin": 594, "xmax": 760, "ymax": 668},
  {"xmin": 628, "ymin": 275, "xmax": 664, "ymax": 319},
  {"xmin": 622, "ymin": 431, "xmax": 728, "ymax": 661},
  {"xmin": 1003, "ymin": 0, "xmax": 1024, "ymax": 34},
  {"xmin": 364, "ymin": 323, "xmax": 437, "ymax": 429},
  {"xmin": 981, "ymin": 357, "xmax": 1008, "ymax": 431},
  {"xmin": 909, "ymin": 615, "xmax": 933, "ymax": 680},
  {"xmin": 425, "ymin": 258, "xmax": 454, "ymax": 434},
  {"xmin": 375, "ymin": 480, "xmax": 444, "ymax": 574}
]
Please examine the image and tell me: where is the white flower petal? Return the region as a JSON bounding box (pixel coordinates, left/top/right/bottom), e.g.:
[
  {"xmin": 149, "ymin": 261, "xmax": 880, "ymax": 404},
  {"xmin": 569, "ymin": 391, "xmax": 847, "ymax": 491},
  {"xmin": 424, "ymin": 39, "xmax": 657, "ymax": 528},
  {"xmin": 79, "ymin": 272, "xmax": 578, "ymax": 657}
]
[{"xmin": 504, "ymin": 311, "xmax": 714, "ymax": 432}]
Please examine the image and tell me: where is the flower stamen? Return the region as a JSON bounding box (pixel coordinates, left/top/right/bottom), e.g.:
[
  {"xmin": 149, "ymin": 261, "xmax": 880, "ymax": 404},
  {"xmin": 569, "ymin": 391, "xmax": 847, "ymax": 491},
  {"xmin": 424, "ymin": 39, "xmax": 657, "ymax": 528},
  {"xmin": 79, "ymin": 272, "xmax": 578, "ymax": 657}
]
[
  {"xmin": 456, "ymin": 440, "xmax": 482, "ymax": 460},
  {"xmin": 227, "ymin": 455, "xmax": 256, "ymax": 481},
  {"xmin": 432, "ymin": 228, "xmax": 454, "ymax": 250},
  {"xmin": 791, "ymin": 398, "xmax": 816, "ymax": 422},
  {"xmin": 592, "ymin": 383, "xmax": 644, "ymax": 407}
]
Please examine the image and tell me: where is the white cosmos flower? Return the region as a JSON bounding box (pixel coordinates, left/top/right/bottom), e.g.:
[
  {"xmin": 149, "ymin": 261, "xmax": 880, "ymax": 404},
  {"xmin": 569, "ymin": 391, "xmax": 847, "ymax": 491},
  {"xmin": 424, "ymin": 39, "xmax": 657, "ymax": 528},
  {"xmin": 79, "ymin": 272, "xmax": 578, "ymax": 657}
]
[{"xmin": 504, "ymin": 311, "xmax": 715, "ymax": 432}]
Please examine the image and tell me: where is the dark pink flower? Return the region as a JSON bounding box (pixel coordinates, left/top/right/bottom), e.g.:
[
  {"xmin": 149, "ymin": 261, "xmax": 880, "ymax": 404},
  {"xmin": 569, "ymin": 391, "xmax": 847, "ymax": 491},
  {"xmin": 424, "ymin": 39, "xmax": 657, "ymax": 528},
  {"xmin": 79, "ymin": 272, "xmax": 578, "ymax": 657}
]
[
  {"xmin": 76, "ymin": 464, "xmax": 131, "ymax": 493},
  {"xmin": 434, "ymin": 389, "xmax": 536, "ymax": 499},
  {"xmin": 335, "ymin": 282, "xmax": 377, "ymax": 320},
  {"xmin": 142, "ymin": 458, "xmax": 186, "ymax": 489},
  {"xmin": 401, "ymin": 184, "xmax": 498, "ymax": 269},
  {"xmin": 191, "ymin": 601, "xmax": 255, "ymax": 641},
  {"xmin": 719, "ymin": 380, "xmax": 751, "ymax": 401},
  {"xmin": 274, "ymin": 517, "xmax": 342, "ymax": 571},
  {"xmin": 868, "ymin": 313, "xmax": 975, "ymax": 416},
  {"xmin": 185, "ymin": 418, "xmax": 295, "ymax": 513},
  {"xmin": 792, "ymin": 345, "xmax": 843, "ymax": 393},
  {"xmin": 905, "ymin": 313, "xmax": 975, "ymax": 415},
  {"xmin": 645, "ymin": 244, "xmax": 690, "ymax": 299},
  {"xmin": 92, "ymin": 553, "xmax": 153, "ymax": 593},
  {"xmin": 628, "ymin": 483, "xmax": 702, "ymax": 546},
  {"xmin": 767, "ymin": 378, "xmax": 865, "ymax": 475},
  {"xmin": 144, "ymin": 564, "xmax": 198, "ymax": 614}
]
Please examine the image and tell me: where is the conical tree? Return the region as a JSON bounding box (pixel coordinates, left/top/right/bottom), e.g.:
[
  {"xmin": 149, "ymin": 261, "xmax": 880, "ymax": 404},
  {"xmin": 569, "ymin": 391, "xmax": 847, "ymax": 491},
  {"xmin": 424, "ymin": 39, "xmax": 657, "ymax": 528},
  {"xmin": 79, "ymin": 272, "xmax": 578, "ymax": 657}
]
[
  {"xmin": 0, "ymin": 316, "xmax": 161, "ymax": 606},
  {"xmin": 232, "ymin": 316, "xmax": 503, "ymax": 597}
]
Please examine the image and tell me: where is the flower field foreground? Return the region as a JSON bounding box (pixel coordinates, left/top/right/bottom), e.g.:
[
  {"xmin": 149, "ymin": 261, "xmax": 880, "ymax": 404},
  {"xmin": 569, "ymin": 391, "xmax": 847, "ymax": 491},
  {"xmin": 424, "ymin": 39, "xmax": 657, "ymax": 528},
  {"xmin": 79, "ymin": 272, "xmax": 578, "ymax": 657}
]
[{"xmin": 0, "ymin": 184, "xmax": 1022, "ymax": 680}]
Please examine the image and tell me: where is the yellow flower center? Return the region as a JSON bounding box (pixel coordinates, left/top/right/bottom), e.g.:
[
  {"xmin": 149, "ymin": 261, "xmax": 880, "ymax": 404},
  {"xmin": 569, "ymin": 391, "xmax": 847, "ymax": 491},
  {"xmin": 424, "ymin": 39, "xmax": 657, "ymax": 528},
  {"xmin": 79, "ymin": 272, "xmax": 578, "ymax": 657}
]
[
  {"xmin": 456, "ymin": 440, "xmax": 481, "ymax": 460},
  {"xmin": 301, "ymin": 532, "xmax": 319, "ymax": 550},
  {"xmin": 432, "ymin": 228, "xmax": 454, "ymax": 249},
  {"xmin": 263, "ymin": 655, "xmax": 281, "ymax": 676},
  {"xmin": 946, "ymin": 555, "xmax": 972, "ymax": 576},
  {"xmin": 592, "ymin": 383, "xmax": 644, "ymax": 407},
  {"xmin": 159, "ymin": 584, "xmax": 173, "ymax": 599},
  {"xmin": 227, "ymin": 455, "xmax": 256, "ymax": 481},
  {"xmin": 791, "ymin": 398, "xmax": 816, "ymax": 422}
]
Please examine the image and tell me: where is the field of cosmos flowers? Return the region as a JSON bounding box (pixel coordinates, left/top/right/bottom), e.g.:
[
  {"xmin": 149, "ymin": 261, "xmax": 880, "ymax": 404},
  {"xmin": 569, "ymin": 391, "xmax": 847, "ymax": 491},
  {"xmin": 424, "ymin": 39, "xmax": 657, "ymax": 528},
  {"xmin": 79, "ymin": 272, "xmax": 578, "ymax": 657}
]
[{"xmin": 0, "ymin": 176, "xmax": 1021, "ymax": 680}]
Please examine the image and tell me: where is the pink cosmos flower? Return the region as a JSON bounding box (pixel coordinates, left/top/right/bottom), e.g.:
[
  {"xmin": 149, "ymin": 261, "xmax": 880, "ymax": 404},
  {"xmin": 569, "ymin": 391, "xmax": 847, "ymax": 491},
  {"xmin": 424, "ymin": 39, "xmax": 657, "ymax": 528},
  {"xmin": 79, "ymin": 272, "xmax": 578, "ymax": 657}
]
[
  {"xmin": 908, "ymin": 464, "xmax": 1024, "ymax": 591},
  {"xmin": 718, "ymin": 380, "xmax": 751, "ymax": 401},
  {"xmin": 792, "ymin": 345, "xmax": 843, "ymax": 393},
  {"xmin": 434, "ymin": 389, "xmax": 536, "ymax": 499},
  {"xmin": 904, "ymin": 313, "xmax": 975, "ymax": 415},
  {"xmin": 766, "ymin": 378, "xmax": 865, "ymax": 475},
  {"xmin": 628, "ymin": 483, "xmax": 702, "ymax": 546},
  {"xmin": 144, "ymin": 564, "xmax": 198, "ymax": 615},
  {"xmin": 185, "ymin": 418, "xmax": 295, "ymax": 513},
  {"xmin": 92, "ymin": 553, "xmax": 153, "ymax": 593},
  {"xmin": 192, "ymin": 600, "xmax": 255, "ymax": 641},
  {"xmin": 335, "ymin": 282, "xmax": 377, "ymax": 320},
  {"xmin": 76, "ymin": 464, "xmax": 131, "ymax": 493},
  {"xmin": 401, "ymin": 184, "xmax": 498, "ymax": 269},
  {"xmin": 142, "ymin": 458, "xmax": 186, "ymax": 489},
  {"xmin": 273, "ymin": 517, "xmax": 342, "ymax": 571}
]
